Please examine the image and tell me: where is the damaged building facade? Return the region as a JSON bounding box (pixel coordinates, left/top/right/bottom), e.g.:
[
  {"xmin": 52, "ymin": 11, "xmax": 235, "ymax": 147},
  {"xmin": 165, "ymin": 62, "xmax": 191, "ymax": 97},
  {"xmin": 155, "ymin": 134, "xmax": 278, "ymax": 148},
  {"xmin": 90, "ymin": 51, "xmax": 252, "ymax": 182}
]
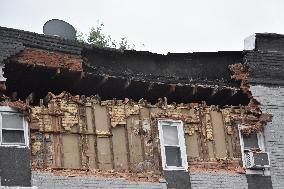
[{"xmin": 0, "ymin": 20, "xmax": 283, "ymax": 189}]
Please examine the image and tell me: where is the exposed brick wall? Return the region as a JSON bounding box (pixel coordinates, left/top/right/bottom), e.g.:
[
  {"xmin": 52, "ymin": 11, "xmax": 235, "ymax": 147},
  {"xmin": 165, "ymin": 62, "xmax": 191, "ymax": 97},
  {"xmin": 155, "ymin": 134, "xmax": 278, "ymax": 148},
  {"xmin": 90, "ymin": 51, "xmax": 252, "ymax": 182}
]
[
  {"xmin": 32, "ymin": 172, "xmax": 167, "ymax": 189},
  {"xmin": 189, "ymin": 172, "xmax": 248, "ymax": 189},
  {"xmin": 250, "ymin": 85, "xmax": 284, "ymax": 189},
  {"xmin": 13, "ymin": 48, "xmax": 83, "ymax": 72}
]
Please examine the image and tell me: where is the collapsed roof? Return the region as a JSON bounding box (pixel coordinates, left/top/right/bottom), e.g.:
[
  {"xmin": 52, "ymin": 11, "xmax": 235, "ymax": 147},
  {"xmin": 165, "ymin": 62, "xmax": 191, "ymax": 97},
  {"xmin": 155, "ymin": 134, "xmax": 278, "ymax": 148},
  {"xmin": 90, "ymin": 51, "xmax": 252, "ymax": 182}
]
[{"xmin": 0, "ymin": 26, "xmax": 249, "ymax": 105}]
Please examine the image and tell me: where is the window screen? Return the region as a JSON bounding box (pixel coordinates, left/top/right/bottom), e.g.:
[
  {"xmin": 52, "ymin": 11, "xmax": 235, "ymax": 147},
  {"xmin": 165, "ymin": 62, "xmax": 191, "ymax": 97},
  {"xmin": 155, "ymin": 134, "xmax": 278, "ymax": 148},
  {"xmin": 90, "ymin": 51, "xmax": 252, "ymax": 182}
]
[
  {"xmin": 2, "ymin": 114, "xmax": 23, "ymax": 129},
  {"xmin": 162, "ymin": 125, "xmax": 179, "ymax": 145}
]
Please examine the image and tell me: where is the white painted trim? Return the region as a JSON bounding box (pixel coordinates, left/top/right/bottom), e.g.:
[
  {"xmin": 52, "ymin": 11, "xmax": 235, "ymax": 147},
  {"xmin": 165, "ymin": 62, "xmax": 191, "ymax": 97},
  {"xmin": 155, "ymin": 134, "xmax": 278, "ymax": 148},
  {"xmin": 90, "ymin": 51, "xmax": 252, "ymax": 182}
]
[
  {"xmin": 24, "ymin": 118, "xmax": 29, "ymax": 148},
  {"xmin": 0, "ymin": 106, "xmax": 18, "ymax": 112},
  {"xmin": 238, "ymin": 125, "xmax": 246, "ymax": 167},
  {"xmin": 257, "ymin": 132, "xmax": 265, "ymax": 151},
  {"xmin": 2, "ymin": 128, "xmax": 25, "ymax": 131},
  {"xmin": 238, "ymin": 125, "xmax": 265, "ymax": 152},
  {"xmin": 158, "ymin": 119, "xmax": 188, "ymax": 171}
]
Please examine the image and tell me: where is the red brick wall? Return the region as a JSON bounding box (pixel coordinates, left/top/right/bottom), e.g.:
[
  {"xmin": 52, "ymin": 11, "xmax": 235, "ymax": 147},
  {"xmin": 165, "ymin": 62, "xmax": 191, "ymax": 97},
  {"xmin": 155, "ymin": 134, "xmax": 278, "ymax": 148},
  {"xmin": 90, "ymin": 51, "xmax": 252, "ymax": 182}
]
[{"xmin": 14, "ymin": 48, "xmax": 83, "ymax": 72}]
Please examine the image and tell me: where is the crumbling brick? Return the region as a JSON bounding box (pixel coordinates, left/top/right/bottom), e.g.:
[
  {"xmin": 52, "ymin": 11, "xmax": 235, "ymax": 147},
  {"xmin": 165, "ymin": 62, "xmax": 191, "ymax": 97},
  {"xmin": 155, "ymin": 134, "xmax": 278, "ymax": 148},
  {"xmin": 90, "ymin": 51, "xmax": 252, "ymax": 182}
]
[{"xmin": 13, "ymin": 48, "xmax": 83, "ymax": 72}]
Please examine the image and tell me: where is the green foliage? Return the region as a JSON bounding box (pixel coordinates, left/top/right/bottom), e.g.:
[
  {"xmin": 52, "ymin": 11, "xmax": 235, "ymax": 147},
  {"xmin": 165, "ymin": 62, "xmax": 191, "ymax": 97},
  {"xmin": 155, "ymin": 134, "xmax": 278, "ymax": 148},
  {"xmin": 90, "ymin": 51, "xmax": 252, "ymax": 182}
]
[
  {"xmin": 75, "ymin": 29, "xmax": 85, "ymax": 43},
  {"xmin": 87, "ymin": 22, "xmax": 114, "ymax": 48},
  {"xmin": 77, "ymin": 21, "xmax": 141, "ymax": 50},
  {"xmin": 118, "ymin": 37, "xmax": 135, "ymax": 50}
]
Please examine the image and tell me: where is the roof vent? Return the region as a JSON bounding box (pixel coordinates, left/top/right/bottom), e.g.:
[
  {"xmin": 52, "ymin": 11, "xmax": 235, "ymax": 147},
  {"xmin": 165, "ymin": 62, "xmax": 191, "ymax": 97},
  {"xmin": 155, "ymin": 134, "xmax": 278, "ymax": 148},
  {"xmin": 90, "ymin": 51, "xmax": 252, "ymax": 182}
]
[{"xmin": 43, "ymin": 19, "xmax": 76, "ymax": 40}]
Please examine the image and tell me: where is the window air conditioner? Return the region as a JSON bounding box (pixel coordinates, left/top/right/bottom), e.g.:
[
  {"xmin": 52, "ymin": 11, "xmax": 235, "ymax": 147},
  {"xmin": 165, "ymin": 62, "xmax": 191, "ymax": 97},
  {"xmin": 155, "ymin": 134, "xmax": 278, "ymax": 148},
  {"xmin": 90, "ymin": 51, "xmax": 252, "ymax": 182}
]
[{"xmin": 245, "ymin": 152, "xmax": 270, "ymax": 169}]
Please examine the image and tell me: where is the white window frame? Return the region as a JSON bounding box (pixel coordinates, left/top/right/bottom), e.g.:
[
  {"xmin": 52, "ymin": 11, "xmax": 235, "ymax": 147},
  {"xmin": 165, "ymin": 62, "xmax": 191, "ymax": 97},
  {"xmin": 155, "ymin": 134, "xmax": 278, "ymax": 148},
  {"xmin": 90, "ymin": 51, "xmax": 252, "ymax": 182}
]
[
  {"xmin": 238, "ymin": 125, "xmax": 270, "ymax": 175},
  {"xmin": 0, "ymin": 106, "xmax": 29, "ymax": 147},
  {"xmin": 239, "ymin": 129, "xmax": 265, "ymax": 153},
  {"xmin": 158, "ymin": 119, "xmax": 188, "ymax": 171}
]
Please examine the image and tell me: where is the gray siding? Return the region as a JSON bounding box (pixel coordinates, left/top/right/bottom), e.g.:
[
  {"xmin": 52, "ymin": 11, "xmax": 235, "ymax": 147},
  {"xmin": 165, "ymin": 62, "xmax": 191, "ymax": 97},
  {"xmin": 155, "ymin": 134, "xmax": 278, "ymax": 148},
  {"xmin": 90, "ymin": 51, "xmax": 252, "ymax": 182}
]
[
  {"xmin": 190, "ymin": 172, "xmax": 248, "ymax": 189},
  {"xmin": 32, "ymin": 172, "xmax": 167, "ymax": 189},
  {"xmin": 250, "ymin": 85, "xmax": 284, "ymax": 189}
]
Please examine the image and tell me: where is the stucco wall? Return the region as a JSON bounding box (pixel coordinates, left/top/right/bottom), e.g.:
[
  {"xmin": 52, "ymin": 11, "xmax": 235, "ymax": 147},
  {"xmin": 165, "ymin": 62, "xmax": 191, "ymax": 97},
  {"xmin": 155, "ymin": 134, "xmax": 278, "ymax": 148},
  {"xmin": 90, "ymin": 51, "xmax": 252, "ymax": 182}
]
[{"xmin": 250, "ymin": 85, "xmax": 284, "ymax": 189}]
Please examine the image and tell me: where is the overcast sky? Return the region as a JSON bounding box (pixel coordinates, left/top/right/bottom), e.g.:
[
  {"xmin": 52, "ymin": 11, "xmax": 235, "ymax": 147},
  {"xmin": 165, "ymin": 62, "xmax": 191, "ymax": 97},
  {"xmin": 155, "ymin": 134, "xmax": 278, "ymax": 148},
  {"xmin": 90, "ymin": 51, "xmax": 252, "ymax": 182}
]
[{"xmin": 1, "ymin": 0, "xmax": 284, "ymax": 54}]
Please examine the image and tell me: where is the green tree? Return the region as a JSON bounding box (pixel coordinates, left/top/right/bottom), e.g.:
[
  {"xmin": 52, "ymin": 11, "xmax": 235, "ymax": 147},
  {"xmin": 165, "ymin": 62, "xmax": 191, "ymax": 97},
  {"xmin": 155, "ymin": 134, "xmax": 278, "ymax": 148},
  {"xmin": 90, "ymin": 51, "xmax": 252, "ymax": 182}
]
[
  {"xmin": 77, "ymin": 21, "xmax": 141, "ymax": 50},
  {"xmin": 75, "ymin": 29, "xmax": 85, "ymax": 43},
  {"xmin": 87, "ymin": 22, "xmax": 115, "ymax": 48}
]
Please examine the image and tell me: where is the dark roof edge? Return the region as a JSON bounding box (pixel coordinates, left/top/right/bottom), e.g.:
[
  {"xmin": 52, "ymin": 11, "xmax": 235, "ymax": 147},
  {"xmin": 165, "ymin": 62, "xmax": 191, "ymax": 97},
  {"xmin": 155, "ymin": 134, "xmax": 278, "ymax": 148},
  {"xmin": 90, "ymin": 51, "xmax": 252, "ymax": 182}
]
[
  {"xmin": 255, "ymin": 33, "xmax": 284, "ymax": 38},
  {"xmin": 0, "ymin": 25, "xmax": 243, "ymax": 57},
  {"xmin": 0, "ymin": 26, "xmax": 80, "ymax": 45}
]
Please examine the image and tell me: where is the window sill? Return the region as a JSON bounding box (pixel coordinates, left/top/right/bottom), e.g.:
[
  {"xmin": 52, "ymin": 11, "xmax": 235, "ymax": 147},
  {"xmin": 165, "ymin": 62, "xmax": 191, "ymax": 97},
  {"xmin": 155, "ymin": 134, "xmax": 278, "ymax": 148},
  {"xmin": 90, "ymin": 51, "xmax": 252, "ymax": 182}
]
[
  {"xmin": 163, "ymin": 167, "xmax": 188, "ymax": 171},
  {"xmin": 0, "ymin": 143, "xmax": 28, "ymax": 148},
  {"xmin": 245, "ymin": 168, "xmax": 270, "ymax": 176}
]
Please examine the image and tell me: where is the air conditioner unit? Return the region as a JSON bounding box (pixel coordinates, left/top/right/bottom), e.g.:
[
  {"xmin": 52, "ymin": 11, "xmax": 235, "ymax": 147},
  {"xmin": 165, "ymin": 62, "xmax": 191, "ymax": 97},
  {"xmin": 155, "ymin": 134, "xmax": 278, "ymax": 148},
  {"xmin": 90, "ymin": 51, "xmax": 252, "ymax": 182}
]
[{"xmin": 245, "ymin": 152, "xmax": 270, "ymax": 169}]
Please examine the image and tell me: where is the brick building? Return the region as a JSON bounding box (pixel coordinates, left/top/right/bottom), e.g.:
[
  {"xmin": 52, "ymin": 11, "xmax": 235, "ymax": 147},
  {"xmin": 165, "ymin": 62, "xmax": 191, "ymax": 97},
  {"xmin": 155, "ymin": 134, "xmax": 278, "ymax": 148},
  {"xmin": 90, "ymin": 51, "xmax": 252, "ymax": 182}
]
[{"xmin": 0, "ymin": 20, "xmax": 283, "ymax": 188}]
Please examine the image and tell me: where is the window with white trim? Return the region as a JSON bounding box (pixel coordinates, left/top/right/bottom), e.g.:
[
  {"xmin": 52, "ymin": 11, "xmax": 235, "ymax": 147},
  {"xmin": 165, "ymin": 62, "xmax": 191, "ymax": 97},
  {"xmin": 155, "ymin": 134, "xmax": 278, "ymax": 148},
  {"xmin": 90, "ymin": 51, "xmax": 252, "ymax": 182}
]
[
  {"xmin": 0, "ymin": 107, "xmax": 28, "ymax": 146},
  {"xmin": 158, "ymin": 119, "xmax": 188, "ymax": 171},
  {"xmin": 239, "ymin": 125, "xmax": 270, "ymax": 174},
  {"xmin": 242, "ymin": 133, "xmax": 264, "ymax": 151}
]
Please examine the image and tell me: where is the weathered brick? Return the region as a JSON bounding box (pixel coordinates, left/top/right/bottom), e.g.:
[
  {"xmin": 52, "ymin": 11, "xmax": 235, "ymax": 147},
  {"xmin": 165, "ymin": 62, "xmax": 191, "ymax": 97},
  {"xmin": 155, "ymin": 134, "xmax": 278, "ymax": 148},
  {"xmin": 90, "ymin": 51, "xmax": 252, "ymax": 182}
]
[{"xmin": 14, "ymin": 48, "xmax": 83, "ymax": 72}]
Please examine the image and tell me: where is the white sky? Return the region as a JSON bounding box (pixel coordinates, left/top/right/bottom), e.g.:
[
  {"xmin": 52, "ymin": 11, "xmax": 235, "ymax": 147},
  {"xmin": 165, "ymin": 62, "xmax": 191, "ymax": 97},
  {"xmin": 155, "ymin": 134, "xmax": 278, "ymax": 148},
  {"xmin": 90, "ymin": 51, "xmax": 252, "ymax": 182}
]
[{"xmin": 1, "ymin": 0, "xmax": 284, "ymax": 54}]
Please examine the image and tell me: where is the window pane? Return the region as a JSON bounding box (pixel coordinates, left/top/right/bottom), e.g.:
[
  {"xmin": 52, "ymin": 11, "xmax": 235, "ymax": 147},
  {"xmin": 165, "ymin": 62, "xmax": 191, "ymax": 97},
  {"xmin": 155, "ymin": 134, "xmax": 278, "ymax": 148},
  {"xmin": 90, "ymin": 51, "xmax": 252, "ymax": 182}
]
[
  {"xmin": 243, "ymin": 134, "xmax": 259, "ymax": 149},
  {"xmin": 2, "ymin": 114, "xmax": 23, "ymax": 129},
  {"xmin": 165, "ymin": 146, "xmax": 182, "ymax": 167},
  {"xmin": 2, "ymin": 130, "xmax": 25, "ymax": 144},
  {"xmin": 163, "ymin": 125, "xmax": 179, "ymax": 145}
]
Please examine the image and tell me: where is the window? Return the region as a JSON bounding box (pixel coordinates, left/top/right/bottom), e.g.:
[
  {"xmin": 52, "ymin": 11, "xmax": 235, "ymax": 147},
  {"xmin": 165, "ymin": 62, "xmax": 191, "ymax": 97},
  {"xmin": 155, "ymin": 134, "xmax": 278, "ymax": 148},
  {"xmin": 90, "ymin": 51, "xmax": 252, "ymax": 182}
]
[
  {"xmin": 239, "ymin": 129, "xmax": 265, "ymax": 156},
  {"xmin": 243, "ymin": 133, "xmax": 260, "ymax": 150},
  {"xmin": 239, "ymin": 125, "xmax": 270, "ymax": 174},
  {"xmin": 158, "ymin": 119, "xmax": 188, "ymax": 171},
  {"xmin": 0, "ymin": 106, "xmax": 28, "ymax": 146}
]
